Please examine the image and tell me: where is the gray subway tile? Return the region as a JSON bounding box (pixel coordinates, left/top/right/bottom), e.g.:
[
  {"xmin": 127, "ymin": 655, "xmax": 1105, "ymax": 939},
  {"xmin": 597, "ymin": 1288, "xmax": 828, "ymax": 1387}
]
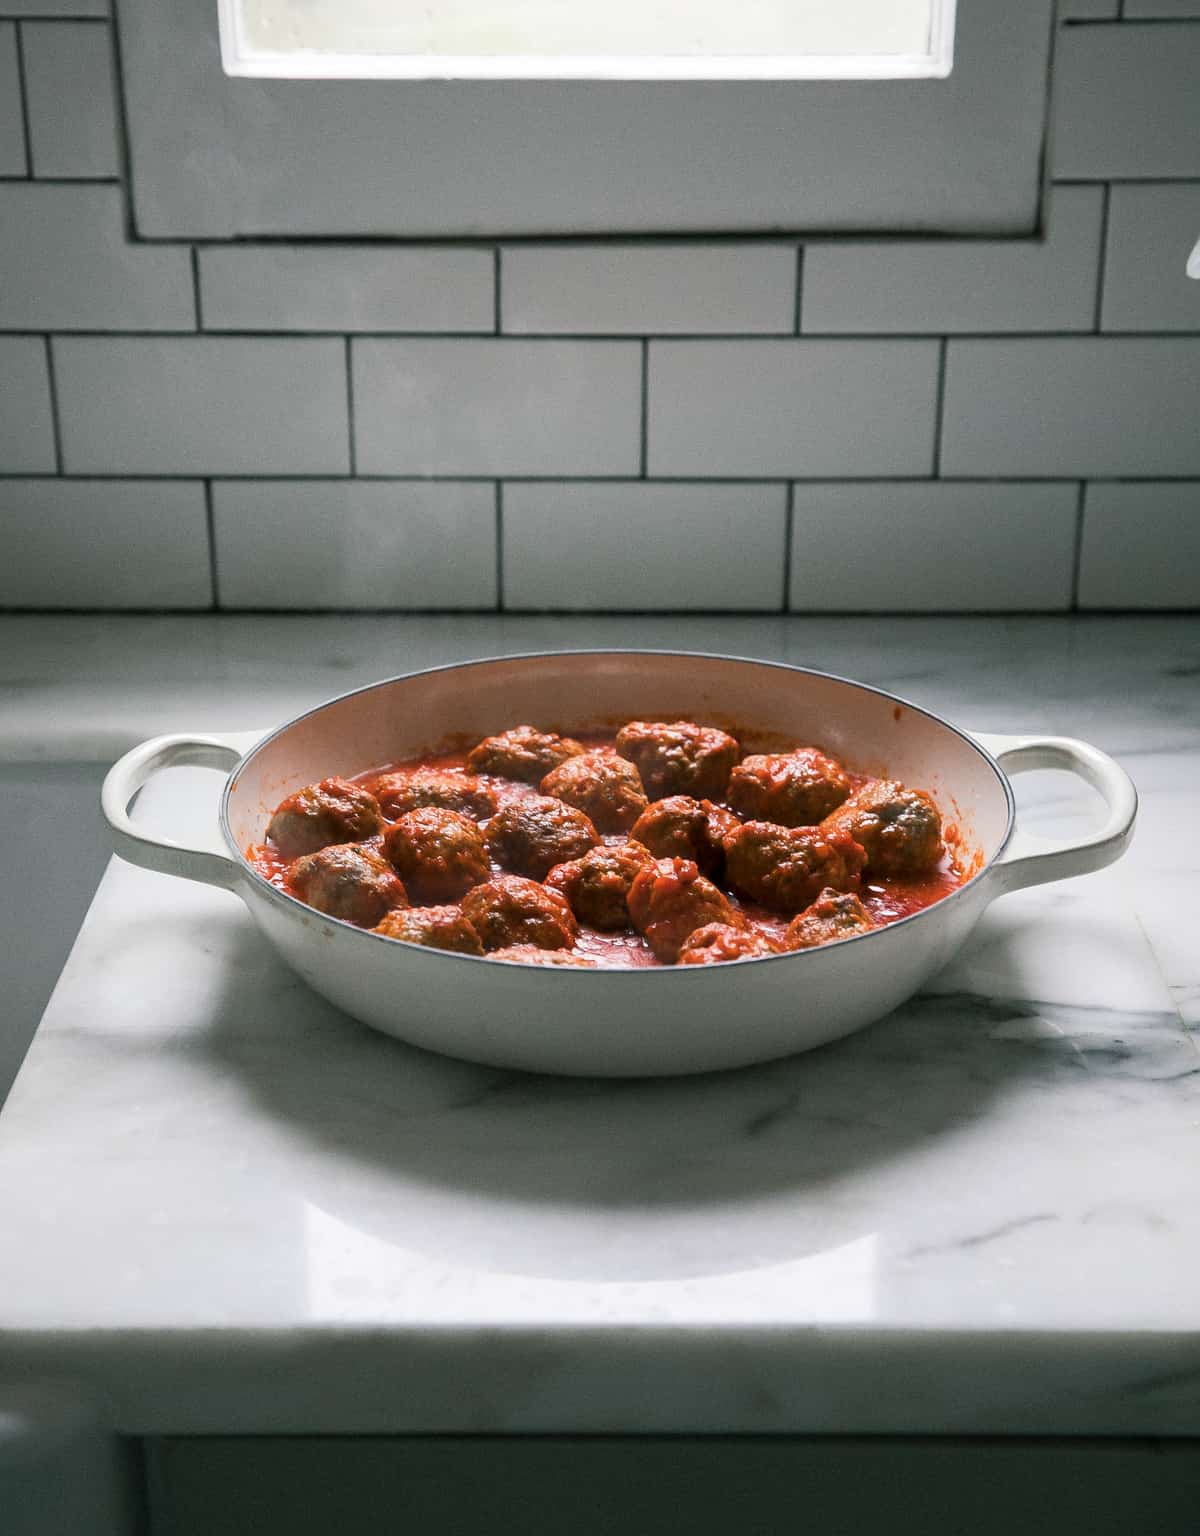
[
  {"xmin": 23, "ymin": 21, "xmax": 119, "ymax": 178},
  {"xmin": 198, "ymin": 246, "xmax": 494, "ymax": 333},
  {"xmin": 1058, "ymin": 0, "xmax": 1118, "ymax": 13},
  {"xmin": 213, "ymin": 481, "xmax": 496, "ymax": 609},
  {"xmin": 0, "ymin": 184, "xmax": 193, "ymax": 331},
  {"xmin": 648, "ymin": 341, "xmax": 939, "ymax": 478},
  {"xmin": 802, "ymin": 187, "xmax": 1104, "ymax": 335},
  {"xmin": 502, "ymin": 481, "xmax": 787, "ymax": 611},
  {"xmin": 1078, "ymin": 482, "xmax": 1200, "ymax": 608},
  {"xmin": 941, "ymin": 338, "xmax": 1200, "ymax": 478},
  {"xmin": 0, "ymin": 479, "xmax": 210, "ymax": 607},
  {"xmin": 1102, "ymin": 184, "xmax": 1200, "ymax": 333},
  {"xmin": 54, "ymin": 338, "xmax": 350, "ymax": 475},
  {"xmin": 501, "ymin": 245, "xmax": 796, "ymax": 335},
  {"xmin": 1053, "ymin": 24, "xmax": 1200, "ymax": 180},
  {"xmin": 0, "ymin": 337, "xmax": 56, "ymax": 473},
  {"xmin": 352, "ymin": 340, "xmax": 640, "ymax": 476},
  {"xmin": 788, "ymin": 483, "xmax": 1077, "ymax": 613},
  {"xmin": 0, "ymin": 24, "xmax": 24, "ymax": 176}
]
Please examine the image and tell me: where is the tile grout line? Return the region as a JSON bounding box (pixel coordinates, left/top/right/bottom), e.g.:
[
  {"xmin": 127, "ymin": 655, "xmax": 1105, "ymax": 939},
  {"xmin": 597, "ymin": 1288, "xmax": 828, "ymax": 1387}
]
[
  {"xmin": 6, "ymin": 602, "xmax": 1146, "ymax": 618},
  {"xmin": 42, "ymin": 334, "xmax": 63, "ymax": 474},
  {"xmin": 1032, "ymin": 0, "xmax": 1057, "ymax": 249},
  {"xmin": 105, "ymin": 0, "xmax": 141, "ymax": 248},
  {"xmin": 12, "ymin": 20, "xmax": 32, "ymax": 179},
  {"xmin": 204, "ymin": 478, "xmax": 220, "ymax": 610},
  {"xmin": 5, "ymin": 327, "xmax": 1200, "ymax": 342},
  {"xmin": 932, "ymin": 337, "xmax": 948, "ymax": 478},
  {"xmin": 639, "ymin": 340, "xmax": 649, "ymax": 478},
  {"xmin": 780, "ymin": 481, "xmax": 794, "ymax": 612},
  {"xmin": 190, "ymin": 246, "xmax": 203, "ymax": 330},
  {"xmin": 493, "ymin": 248, "xmax": 502, "ymax": 334},
  {"xmin": 494, "ymin": 481, "xmax": 505, "ymax": 610},
  {"xmin": 1070, "ymin": 480, "xmax": 1086, "ymax": 611},
  {"xmin": 344, "ymin": 337, "xmax": 356, "ymax": 475},
  {"xmin": 793, "ymin": 246, "xmax": 804, "ymax": 335},
  {"xmin": 1093, "ymin": 182, "xmax": 1111, "ymax": 333},
  {"xmin": 1, "ymin": 472, "xmax": 1198, "ymax": 486}
]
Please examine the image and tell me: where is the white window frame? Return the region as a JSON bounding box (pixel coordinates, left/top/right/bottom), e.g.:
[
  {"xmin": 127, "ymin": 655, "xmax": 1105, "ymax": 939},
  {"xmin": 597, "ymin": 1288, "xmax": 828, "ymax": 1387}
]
[{"xmin": 217, "ymin": 0, "xmax": 955, "ymax": 81}]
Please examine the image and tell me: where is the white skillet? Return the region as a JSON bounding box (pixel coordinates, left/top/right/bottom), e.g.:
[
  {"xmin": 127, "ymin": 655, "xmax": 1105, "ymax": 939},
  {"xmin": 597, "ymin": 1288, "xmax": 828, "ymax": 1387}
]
[{"xmin": 102, "ymin": 651, "xmax": 1136, "ymax": 1077}]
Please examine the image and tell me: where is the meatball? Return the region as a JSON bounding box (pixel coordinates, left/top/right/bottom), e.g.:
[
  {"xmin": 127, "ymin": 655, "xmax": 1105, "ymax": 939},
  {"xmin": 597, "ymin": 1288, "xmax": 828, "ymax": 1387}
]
[
  {"xmin": 466, "ymin": 726, "xmax": 585, "ymax": 784},
  {"xmin": 615, "ymin": 720, "xmax": 740, "ymax": 801},
  {"xmin": 627, "ymin": 857, "xmax": 741, "ymax": 963},
  {"xmin": 727, "ymin": 748, "xmax": 851, "ymax": 827},
  {"xmin": 822, "ymin": 779, "xmax": 942, "ymax": 878},
  {"xmin": 461, "ymin": 875, "xmax": 578, "ymax": 952},
  {"xmin": 488, "ymin": 945, "xmax": 596, "ymax": 968},
  {"xmin": 545, "ymin": 841, "xmax": 656, "ymax": 930},
  {"xmin": 383, "ymin": 807, "xmax": 490, "ymax": 904},
  {"xmin": 629, "ymin": 795, "xmax": 739, "ymax": 878},
  {"xmin": 539, "ymin": 752, "xmax": 648, "ymax": 834},
  {"xmin": 724, "ymin": 821, "xmax": 865, "ymax": 914},
  {"xmin": 267, "ymin": 777, "xmax": 383, "ymax": 859},
  {"xmin": 373, "ymin": 903, "xmax": 483, "ymax": 955},
  {"xmin": 486, "ymin": 795, "xmax": 600, "ymax": 881},
  {"xmin": 678, "ymin": 923, "xmax": 780, "ymax": 966},
  {"xmin": 373, "ymin": 768, "xmax": 496, "ymax": 822},
  {"xmin": 289, "ymin": 843, "xmax": 407, "ymax": 928},
  {"xmin": 784, "ymin": 888, "xmax": 874, "ymax": 951}
]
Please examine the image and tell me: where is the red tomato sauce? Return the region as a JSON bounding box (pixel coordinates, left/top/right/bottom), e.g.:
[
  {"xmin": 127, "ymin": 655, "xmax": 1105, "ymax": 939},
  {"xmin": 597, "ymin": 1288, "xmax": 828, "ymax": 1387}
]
[{"xmin": 245, "ymin": 730, "xmax": 968, "ymax": 966}]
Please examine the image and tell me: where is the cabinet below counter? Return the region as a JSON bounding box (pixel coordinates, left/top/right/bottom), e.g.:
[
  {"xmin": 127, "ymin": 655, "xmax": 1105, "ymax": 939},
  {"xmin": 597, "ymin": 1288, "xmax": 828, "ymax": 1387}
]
[{"xmin": 145, "ymin": 1435, "xmax": 1200, "ymax": 1536}]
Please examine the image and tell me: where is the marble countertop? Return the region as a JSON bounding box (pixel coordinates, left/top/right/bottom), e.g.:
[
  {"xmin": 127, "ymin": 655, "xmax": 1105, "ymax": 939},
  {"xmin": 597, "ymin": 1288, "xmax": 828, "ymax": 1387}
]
[{"xmin": 0, "ymin": 614, "xmax": 1197, "ymax": 1437}]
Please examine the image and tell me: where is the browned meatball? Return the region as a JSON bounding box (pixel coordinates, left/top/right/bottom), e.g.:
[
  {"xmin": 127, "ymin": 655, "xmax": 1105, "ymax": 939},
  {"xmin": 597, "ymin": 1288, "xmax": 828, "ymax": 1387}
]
[
  {"xmin": 461, "ymin": 876, "xmax": 578, "ymax": 952},
  {"xmin": 289, "ymin": 843, "xmax": 407, "ymax": 928},
  {"xmin": 629, "ymin": 795, "xmax": 739, "ymax": 877},
  {"xmin": 724, "ymin": 821, "xmax": 865, "ymax": 914},
  {"xmin": 545, "ymin": 841, "xmax": 656, "ymax": 930},
  {"xmin": 373, "ymin": 903, "xmax": 483, "ymax": 955},
  {"xmin": 466, "ymin": 726, "xmax": 585, "ymax": 784},
  {"xmin": 822, "ymin": 779, "xmax": 942, "ymax": 878},
  {"xmin": 539, "ymin": 752, "xmax": 648, "ymax": 834},
  {"xmin": 784, "ymin": 888, "xmax": 874, "ymax": 951},
  {"xmin": 627, "ymin": 857, "xmax": 741, "ymax": 963},
  {"xmin": 727, "ymin": 748, "xmax": 851, "ymax": 827},
  {"xmin": 374, "ymin": 768, "xmax": 496, "ymax": 822},
  {"xmin": 486, "ymin": 795, "xmax": 599, "ymax": 880},
  {"xmin": 267, "ymin": 777, "xmax": 383, "ymax": 859},
  {"xmin": 678, "ymin": 923, "xmax": 780, "ymax": 966},
  {"xmin": 488, "ymin": 946, "xmax": 596, "ymax": 968},
  {"xmin": 383, "ymin": 807, "xmax": 490, "ymax": 904},
  {"xmin": 615, "ymin": 720, "xmax": 740, "ymax": 801}
]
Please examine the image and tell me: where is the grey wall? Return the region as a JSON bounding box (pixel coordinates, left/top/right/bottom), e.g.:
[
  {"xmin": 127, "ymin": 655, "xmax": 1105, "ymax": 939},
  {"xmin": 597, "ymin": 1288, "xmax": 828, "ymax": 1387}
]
[
  {"xmin": 1, "ymin": 1, "xmax": 1199, "ymax": 613},
  {"xmin": 0, "ymin": 763, "xmax": 109, "ymax": 1106}
]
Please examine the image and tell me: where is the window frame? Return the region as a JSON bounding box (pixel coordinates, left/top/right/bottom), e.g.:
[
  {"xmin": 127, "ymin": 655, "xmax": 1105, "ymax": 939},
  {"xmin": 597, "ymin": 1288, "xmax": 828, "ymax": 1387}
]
[{"xmin": 116, "ymin": 0, "xmax": 1053, "ymax": 241}]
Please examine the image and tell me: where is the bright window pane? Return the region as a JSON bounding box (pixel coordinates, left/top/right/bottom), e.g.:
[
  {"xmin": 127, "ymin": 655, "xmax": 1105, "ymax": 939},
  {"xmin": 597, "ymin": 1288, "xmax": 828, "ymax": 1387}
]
[{"xmin": 222, "ymin": 0, "xmax": 954, "ymax": 78}]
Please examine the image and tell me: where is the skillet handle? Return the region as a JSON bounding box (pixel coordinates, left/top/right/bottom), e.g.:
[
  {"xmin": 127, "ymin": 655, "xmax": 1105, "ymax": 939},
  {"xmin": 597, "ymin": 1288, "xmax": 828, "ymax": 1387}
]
[
  {"xmin": 970, "ymin": 732, "xmax": 1137, "ymax": 895},
  {"xmin": 101, "ymin": 731, "xmax": 262, "ymax": 892}
]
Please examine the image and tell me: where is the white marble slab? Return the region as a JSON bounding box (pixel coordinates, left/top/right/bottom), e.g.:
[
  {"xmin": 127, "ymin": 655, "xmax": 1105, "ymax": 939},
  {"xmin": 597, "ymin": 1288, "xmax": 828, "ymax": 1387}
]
[{"xmin": 0, "ymin": 615, "xmax": 1197, "ymax": 1436}]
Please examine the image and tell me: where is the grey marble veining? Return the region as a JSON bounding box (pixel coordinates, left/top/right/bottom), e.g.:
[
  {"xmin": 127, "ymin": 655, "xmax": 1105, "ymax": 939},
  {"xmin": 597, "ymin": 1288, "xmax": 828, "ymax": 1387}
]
[{"xmin": 0, "ymin": 614, "xmax": 1197, "ymax": 1435}]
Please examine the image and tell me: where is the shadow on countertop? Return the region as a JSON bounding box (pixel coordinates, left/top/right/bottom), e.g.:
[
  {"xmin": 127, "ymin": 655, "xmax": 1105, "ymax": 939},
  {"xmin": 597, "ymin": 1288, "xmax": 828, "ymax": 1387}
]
[{"xmin": 160, "ymin": 903, "xmax": 1182, "ymax": 1283}]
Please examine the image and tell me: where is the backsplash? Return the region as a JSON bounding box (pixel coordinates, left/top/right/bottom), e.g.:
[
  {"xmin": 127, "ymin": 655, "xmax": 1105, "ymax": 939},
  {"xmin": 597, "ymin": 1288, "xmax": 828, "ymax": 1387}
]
[{"xmin": 1, "ymin": 2, "xmax": 1198, "ymax": 613}]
